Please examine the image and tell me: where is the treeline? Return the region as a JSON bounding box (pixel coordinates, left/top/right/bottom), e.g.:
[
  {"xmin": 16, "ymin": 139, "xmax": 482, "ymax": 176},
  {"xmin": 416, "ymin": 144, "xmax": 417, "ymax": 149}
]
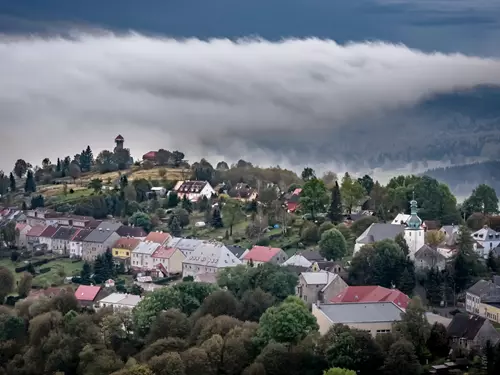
[
  {"xmin": 424, "ymin": 161, "xmax": 500, "ymax": 197},
  {"xmin": 2, "ymin": 262, "xmax": 500, "ymax": 375}
]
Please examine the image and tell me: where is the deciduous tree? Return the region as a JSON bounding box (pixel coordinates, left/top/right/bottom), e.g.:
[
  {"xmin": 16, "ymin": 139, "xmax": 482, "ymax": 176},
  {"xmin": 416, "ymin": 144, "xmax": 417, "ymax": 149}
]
[
  {"xmin": 257, "ymin": 296, "xmax": 318, "ymax": 345},
  {"xmin": 319, "ymin": 228, "xmax": 347, "ymax": 261},
  {"xmin": 300, "ymin": 178, "xmax": 328, "ymax": 219},
  {"xmin": 0, "ymin": 266, "xmax": 15, "ymax": 303},
  {"xmin": 340, "ymin": 173, "xmax": 366, "ymax": 214}
]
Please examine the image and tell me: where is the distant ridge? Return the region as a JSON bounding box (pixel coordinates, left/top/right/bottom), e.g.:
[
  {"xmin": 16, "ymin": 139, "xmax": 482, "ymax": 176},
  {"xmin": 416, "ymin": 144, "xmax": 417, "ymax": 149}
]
[{"xmin": 424, "ymin": 160, "xmax": 500, "ymax": 197}]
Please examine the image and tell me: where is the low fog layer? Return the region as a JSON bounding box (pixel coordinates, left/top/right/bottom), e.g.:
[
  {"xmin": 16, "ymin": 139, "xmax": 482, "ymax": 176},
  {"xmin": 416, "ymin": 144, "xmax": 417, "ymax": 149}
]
[{"xmin": 1, "ymin": 32, "xmax": 500, "ymax": 173}]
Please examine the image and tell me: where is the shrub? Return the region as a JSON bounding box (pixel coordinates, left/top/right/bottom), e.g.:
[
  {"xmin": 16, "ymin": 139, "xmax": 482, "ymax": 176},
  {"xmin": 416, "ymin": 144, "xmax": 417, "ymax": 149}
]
[
  {"xmin": 256, "ymin": 238, "xmax": 271, "ymax": 246},
  {"xmin": 38, "ymin": 267, "xmax": 51, "ymax": 274},
  {"xmin": 69, "ymin": 188, "xmax": 75, "ymax": 194},
  {"xmin": 34, "ymin": 250, "xmax": 45, "ymax": 256},
  {"xmin": 10, "ymin": 251, "xmax": 20, "ymax": 262}
]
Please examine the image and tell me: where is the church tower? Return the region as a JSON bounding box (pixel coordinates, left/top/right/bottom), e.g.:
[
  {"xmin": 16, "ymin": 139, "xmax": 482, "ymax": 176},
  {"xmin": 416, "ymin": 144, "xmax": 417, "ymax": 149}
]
[
  {"xmin": 404, "ymin": 194, "xmax": 425, "ymax": 259},
  {"xmin": 114, "ymin": 134, "xmax": 124, "ymax": 152}
]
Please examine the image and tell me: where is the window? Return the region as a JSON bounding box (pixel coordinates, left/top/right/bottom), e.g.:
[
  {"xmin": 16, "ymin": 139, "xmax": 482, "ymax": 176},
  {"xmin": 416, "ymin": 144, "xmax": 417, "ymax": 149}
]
[
  {"xmin": 114, "ymin": 251, "xmax": 118, "ymax": 255},
  {"xmin": 126, "ymin": 252, "xmax": 129, "ymax": 256}
]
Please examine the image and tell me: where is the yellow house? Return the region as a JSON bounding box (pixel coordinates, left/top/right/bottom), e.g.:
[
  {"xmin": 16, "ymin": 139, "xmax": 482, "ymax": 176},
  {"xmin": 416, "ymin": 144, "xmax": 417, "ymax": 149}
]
[
  {"xmin": 112, "ymin": 237, "xmax": 141, "ymax": 266},
  {"xmin": 478, "ymin": 302, "xmax": 500, "ymax": 324}
]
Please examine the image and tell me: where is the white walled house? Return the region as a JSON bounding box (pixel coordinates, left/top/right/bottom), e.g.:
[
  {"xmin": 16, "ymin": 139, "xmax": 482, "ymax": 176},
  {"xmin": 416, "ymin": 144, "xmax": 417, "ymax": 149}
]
[
  {"xmin": 182, "ymin": 241, "xmax": 241, "ymax": 278},
  {"xmin": 70, "ymin": 228, "xmax": 93, "ymax": 258},
  {"xmin": 472, "ymin": 226, "xmax": 500, "ymax": 257},
  {"xmin": 173, "ymin": 180, "xmax": 215, "ymax": 201},
  {"xmin": 354, "ymin": 223, "xmax": 404, "ymax": 255},
  {"xmin": 97, "ymin": 293, "xmax": 142, "ymax": 311},
  {"xmin": 15, "ymin": 223, "xmax": 32, "ymax": 249},
  {"xmin": 38, "ymin": 225, "xmax": 59, "ymax": 251},
  {"xmin": 131, "ymin": 241, "xmax": 161, "ymax": 271},
  {"xmin": 391, "ymin": 214, "xmax": 411, "ymax": 225}
]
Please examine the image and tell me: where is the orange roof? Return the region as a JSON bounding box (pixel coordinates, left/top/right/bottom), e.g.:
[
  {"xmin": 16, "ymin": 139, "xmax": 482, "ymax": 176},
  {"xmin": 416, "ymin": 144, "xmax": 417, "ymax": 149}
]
[
  {"xmin": 331, "ymin": 286, "xmax": 409, "ymax": 309},
  {"xmin": 113, "ymin": 237, "xmax": 141, "ymax": 250},
  {"xmin": 152, "ymin": 246, "xmax": 177, "ymax": 259},
  {"xmin": 74, "ymin": 285, "xmax": 101, "ymax": 302},
  {"xmin": 243, "ymin": 245, "xmax": 283, "ymax": 263},
  {"xmin": 144, "ymin": 231, "xmax": 171, "ymax": 244}
]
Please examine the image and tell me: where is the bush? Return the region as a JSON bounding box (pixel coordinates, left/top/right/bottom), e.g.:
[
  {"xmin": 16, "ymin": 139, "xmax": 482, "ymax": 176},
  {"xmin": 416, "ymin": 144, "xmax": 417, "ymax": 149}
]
[
  {"xmin": 10, "ymin": 251, "xmax": 20, "ymax": 262},
  {"xmin": 69, "ymin": 188, "xmax": 75, "ymax": 194},
  {"xmin": 15, "ymin": 265, "xmax": 29, "ymax": 273},
  {"xmin": 5, "ymin": 296, "xmax": 22, "ymax": 306},
  {"xmin": 38, "ymin": 267, "xmax": 51, "ymax": 274},
  {"xmin": 153, "ymin": 274, "xmax": 182, "ymax": 285},
  {"xmin": 256, "ymin": 238, "xmax": 271, "ymax": 246},
  {"xmin": 34, "ymin": 250, "xmax": 45, "ymax": 256}
]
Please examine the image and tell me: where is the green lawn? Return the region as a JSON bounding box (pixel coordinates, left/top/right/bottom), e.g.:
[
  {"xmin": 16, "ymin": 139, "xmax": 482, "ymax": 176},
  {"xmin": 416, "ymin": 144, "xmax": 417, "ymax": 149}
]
[
  {"xmin": 49, "ymin": 188, "xmax": 94, "ymax": 205},
  {"xmin": 0, "ymin": 257, "xmax": 83, "ymax": 288}
]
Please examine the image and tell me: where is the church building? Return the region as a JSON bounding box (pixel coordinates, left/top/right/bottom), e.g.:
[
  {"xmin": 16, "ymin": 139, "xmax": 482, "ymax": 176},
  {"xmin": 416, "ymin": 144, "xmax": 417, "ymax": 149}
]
[{"xmin": 404, "ymin": 196, "xmax": 425, "ymax": 259}]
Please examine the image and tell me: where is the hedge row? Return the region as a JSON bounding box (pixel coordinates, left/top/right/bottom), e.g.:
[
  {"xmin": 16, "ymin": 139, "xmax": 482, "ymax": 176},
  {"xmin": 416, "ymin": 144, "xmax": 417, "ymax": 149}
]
[
  {"xmin": 153, "ymin": 274, "xmax": 181, "ymax": 285},
  {"xmin": 39, "ymin": 267, "xmax": 51, "ymax": 274}
]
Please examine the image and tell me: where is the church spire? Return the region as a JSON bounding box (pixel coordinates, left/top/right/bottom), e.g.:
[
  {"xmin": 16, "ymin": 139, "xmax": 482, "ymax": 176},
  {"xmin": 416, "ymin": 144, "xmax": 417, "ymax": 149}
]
[{"xmin": 407, "ymin": 191, "xmax": 422, "ymax": 229}]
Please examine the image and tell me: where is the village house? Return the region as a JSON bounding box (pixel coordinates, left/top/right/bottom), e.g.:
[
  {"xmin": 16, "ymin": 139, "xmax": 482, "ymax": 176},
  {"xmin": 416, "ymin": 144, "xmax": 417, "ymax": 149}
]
[
  {"xmin": 182, "ymin": 241, "xmax": 241, "ymax": 279},
  {"xmin": 25, "ymin": 225, "xmax": 47, "ymax": 250},
  {"xmin": 74, "ymin": 285, "xmax": 102, "ymax": 308},
  {"xmin": 472, "ymin": 226, "xmax": 500, "ymax": 257},
  {"xmin": 286, "ymin": 188, "xmax": 302, "ymax": 212},
  {"xmin": 354, "ymin": 223, "xmax": 405, "ymax": 255},
  {"xmin": 173, "ymin": 180, "xmax": 215, "ymax": 201},
  {"xmin": 112, "ymin": 237, "xmax": 141, "ymax": 270},
  {"xmin": 228, "ymin": 183, "xmax": 258, "ymax": 202},
  {"xmin": 414, "ymin": 244, "xmax": 447, "ymax": 271},
  {"xmin": 313, "ymin": 301, "xmax": 405, "ymax": 336},
  {"xmin": 391, "ymin": 213, "xmax": 411, "ymax": 225},
  {"xmin": 116, "ymin": 225, "xmax": 147, "ymax": 239},
  {"xmin": 131, "ymin": 241, "xmax": 161, "ymax": 272},
  {"xmin": 297, "ymin": 270, "xmax": 348, "ymax": 305},
  {"xmin": 51, "ymin": 226, "xmax": 80, "ymax": 255},
  {"xmin": 330, "ymin": 285, "xmax": 410, "ymax": 310},
  {"xmin": 70, "ymin": 228, "xmax": 93, "ymax": 258},
  {"xmin": 225, "ymin": 244, "xmax": 248, "ymax": 260},
  {"xmin": 466, "ymin": 277, "xmax": 500, "ymax": 317},
  {"xmin": 96, "ymin": 293, "xmax": 142, "ymax": 311},
  {"xmin": 447, "ymin": 313, "xmax": 500, "ymax": 351},
  {"xmin": 151, "ymin": 186, "xmax": 167, "ymax": 197},
  {"xmin": 26, "ymin": 208, "xmax": 59, "ymax": 226},
  {"xmin": 151, "ymin": 246, "xmax": 186, "ymax": 275},
  {"xmin": 15, "ymin": 223, "xmax": 32, "ymax": 249},
  {"xmin": 81, "ymin": 222, "xmax": 121, "ymax": 262},
  {"xmin": 242, "ymin": 245, "xmax": 288, "ymax": 266},
  {"xmin": 167, "ymin": 237, "xmax": 202, "ymax": 256},
  {"xmin": 144, "ymin": 231, "xmax": 171, "ymax": 245},
  {"xmin": 38, "ymin": 225, "xmax": 59, "ymax": 251}
]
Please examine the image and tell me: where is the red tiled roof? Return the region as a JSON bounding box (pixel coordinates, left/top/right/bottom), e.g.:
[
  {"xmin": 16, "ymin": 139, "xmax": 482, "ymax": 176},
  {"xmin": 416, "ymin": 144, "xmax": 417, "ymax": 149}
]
[
  {"xmin": 74, "ymin": 285, "xmax": 101, "ymax": 301},
  {"xmin": 152, "ymin": 246, "xmax": 177, "ymax": 259},
  {"xmin": 287, "ymin": 202, "xmax": 299, "ymax": 212},
  {"xmin": 143, "ymin": 151, "xmax": 157, "ymax": 160},
  {"xmin": 39, "ymin": 225, "xmax": 59, "ymax": 238},
  {"xmin": 331, "ymin": 286, "xmax": 409, "ymax": 309},
  {"xmin": 115, "ymin": 134, "xmax": 124, "ymax": 141},
  {"xmin": 243, "ymin": 245, "xmax": 283, "ymax": 263},
  {"xmin": 144, "ymin": 231, "xmax": 171, "ymax": 245},
  {"xmin": 113, "ymin": 237, "xmax": 141, "ymax": 250},
  {"xmin": 26, "ymin": 225, "xmax": 48, "ymax": 237}
]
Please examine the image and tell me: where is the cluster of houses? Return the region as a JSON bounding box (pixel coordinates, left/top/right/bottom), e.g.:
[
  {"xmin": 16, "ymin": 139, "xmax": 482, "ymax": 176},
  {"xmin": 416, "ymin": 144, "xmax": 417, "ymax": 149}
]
[{"xmin": 352, "ymin": 198, "xmax": 500, "ymax": 270}]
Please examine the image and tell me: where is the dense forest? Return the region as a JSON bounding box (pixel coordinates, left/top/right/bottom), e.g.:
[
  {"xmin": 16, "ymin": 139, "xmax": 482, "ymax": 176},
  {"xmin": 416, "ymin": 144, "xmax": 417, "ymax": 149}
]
[{"xmin": 424, "ymin": 161, "xmax": 500, "ymax": 198}]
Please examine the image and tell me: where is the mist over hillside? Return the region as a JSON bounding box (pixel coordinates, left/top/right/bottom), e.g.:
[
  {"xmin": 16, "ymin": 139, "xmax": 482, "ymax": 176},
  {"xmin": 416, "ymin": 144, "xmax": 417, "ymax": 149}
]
[
  {"xmin": 424, "ymin": 160, "xmax": 500, "ymax": 199},
  {"xmin": 0, "ymin": 1, "xmax": 499, "ymax": 176}
]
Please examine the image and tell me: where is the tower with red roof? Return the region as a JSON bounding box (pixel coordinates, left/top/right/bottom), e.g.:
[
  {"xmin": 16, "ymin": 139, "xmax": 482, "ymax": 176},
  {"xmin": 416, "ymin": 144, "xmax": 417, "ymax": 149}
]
[{"xmin": 115, "ymin": 134, "xmax": 124, "ymax": 151}]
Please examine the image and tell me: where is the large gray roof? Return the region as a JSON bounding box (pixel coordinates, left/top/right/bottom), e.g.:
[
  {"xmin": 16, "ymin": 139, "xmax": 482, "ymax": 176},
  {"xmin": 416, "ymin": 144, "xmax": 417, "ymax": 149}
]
[
  {"xmin": 318, "ymin": 302, "xmax": 404, "ymax": 324},
  {"xmin": 357, "ymin": 223, "xmax": 405, "ymax": 244},
  {"xmin": 467, "ymin": 279, "xmax": 500, "ymax": 297},
  {"xmin": 83, "ymin": 222, "xmax": 121, "ymax": 243}
]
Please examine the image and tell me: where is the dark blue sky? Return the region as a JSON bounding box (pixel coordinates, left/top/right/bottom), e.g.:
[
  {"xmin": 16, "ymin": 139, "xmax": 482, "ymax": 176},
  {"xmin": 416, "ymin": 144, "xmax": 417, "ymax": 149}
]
[{"xmin": 1, "ymin": 0, "xmax": 499, "ymax": 55}]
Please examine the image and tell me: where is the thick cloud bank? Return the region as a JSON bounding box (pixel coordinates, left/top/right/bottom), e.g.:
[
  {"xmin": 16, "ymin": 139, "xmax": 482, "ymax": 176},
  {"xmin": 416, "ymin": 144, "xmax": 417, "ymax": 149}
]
[{"xmin": 0, "ymin": 32, "xmax": 499, "ymax": 172}]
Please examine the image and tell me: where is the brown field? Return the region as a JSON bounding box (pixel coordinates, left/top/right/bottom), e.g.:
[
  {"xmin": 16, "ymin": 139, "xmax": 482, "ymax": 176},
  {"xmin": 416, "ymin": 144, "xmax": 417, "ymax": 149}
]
[{"xmin": 128, "ymin": 167, "xmax": 188, "ymax": 181}]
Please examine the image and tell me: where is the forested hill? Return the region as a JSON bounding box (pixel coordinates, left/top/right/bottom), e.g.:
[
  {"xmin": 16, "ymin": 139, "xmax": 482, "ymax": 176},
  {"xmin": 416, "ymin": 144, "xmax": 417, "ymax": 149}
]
[{"xmin": 424, "ymin": 161, "xmax": 500, "ymax": 197}]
